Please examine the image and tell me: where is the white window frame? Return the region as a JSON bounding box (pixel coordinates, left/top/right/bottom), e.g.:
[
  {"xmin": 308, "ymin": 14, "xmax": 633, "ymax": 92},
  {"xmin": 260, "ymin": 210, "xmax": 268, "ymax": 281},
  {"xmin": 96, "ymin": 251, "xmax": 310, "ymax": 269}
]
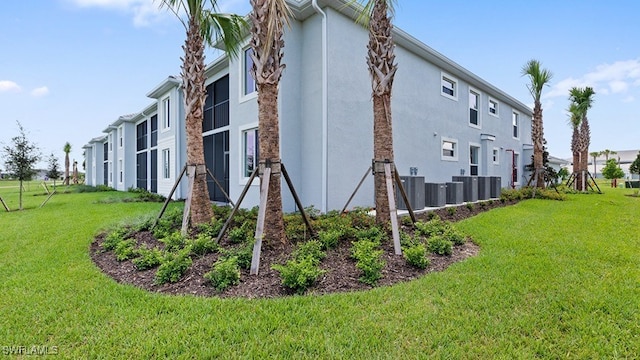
[
  {"xmin": 108, "ymin": 161, "xmax": 113, "ymax": 184},
  {"xmin": 469, "ymin": 142, "xmax": 481, "ymax": 176},
  {"xmin": 239, "ymin": 123, "xmax": 259, "ymax": 185},
  {"xmin": 162, "ymin": 148, "xmax": 170, "ymax": 179},
  {"xmin": 108, "ymin": 133, "xmax": 113, "ymax": 151},
  {"xmin": 441, "ymin": 137, "xmax": 458, "ymax": 162},
  {"xmin": 488, "ymin": 98, "xmax": 499, "ymax": 118},
  {"xmin": 492, "ymin": 147, "xmax": 500, "ymax": 165},
  {"xmin": 118, "ymin": 159, "xmax": 123, "ymax": 183},
  {"xmin": 512, "ymin": 110, "xmax": 520, "ymax": 139},
  {"xmin": 118, "ymin": 126, "xmax": 123, "ymax": 148},
  {"xmin": 240, "ymin": 46, "xmax": 257, "ymax": 102},
  {"xmin": 440, "ymin": 72, "xmax": 458, "ymax": 101},
  {"xmin": 162, "ymin": 97, "xmax": 171, "ymax": 130},
  {"xmin": 469, "ymin": 88, "xmax": 481, "ymax": 128}
]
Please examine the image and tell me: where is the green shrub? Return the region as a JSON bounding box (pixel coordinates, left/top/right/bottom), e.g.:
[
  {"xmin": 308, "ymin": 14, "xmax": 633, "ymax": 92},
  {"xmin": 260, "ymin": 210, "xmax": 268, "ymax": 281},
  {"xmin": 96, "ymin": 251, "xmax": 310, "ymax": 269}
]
[
  {"xmin": 415, "ymin": 218, "xmax": 449, "ymax": 237},
  {"xmin": 228, "ymin": 222, "xmax": 253, "ymax": 244},
  {"xmin": 400, "ymin": 231, "xmax": 418, "ymax": 248},
  {"xmin": 127, "ymin": 187, "xmax": 166, "ymax": 202},
  {"xmin": 401, "ymin": 216, "xmax": 414, "ymax": 227},
  {"xmin": 196, "ymin": 219, "xmax": 224, "ymax": 240},
  {"xmin": 205, "ymin": 256, "xmax": 241, "ymax": 292},
  {"xmin": 284, "ymin": 215, "xmax": 308, "ymax": 243},
  {"xmin": 188, "ymin": 233, "xmax": 219, "ymax": 256},
  {"xmin": 443, "ymin": 227, "xmax": 466, "ymax": 246},
  {"xmin": 154, "ymin": 249, "xmax": 192, "ymax": 284},
  {"xmin": 159, "ymin": 231, "xmax": 186, "ymax": 251},
  {"xmin": 293, "ymin": 240, "xmax": 326, "ymax": 262},
  {"xmin": 447, "ymin": 207, "xmax": 457, "ymax": 216},
  {"xmin": 355, "ymin": 226, "xmax": 385, "ymax": 244},
  {"xmin": 132, "ymin": 247, "xmax": 163, "ymax": 270},
  {"xmin": 403, "ymin": 243, "xmax": 430, "ymax": 269},
  {"xmin": 427, "ymin": 235, "xmax": 453, "ymax": 256},
  {"xmin": 153, "ymin": 208, "xmax": 183, "ymax": 239},
  {"xmin": 102, "ymin": 228, "xmax": 130, "ymax": 251},
  {"xmin": 114, "ymin": 239, "xmax": 138, "ymax": 262},
  {"xmin": 318, "ymin": 229, "xmax": 342, "ymax": 249},
  {"xmin": 347, "ymin": 208, "xmax": 376, "ymax": 229},
  {"xmin": 351, "ymin": 240, "xmax": 385, "ymax": 286},
  {"xmin": 223, "ymin": 242, "xmax": 254, "ymax": 270},
  {"xmin": 426, "ymin": 212, "xmax": 439, "ymax": 221},
  {"xmin": 272, "ymin": 257, "xmax": 326, "ymax": 294},
  {"xmin": 465, "ymin": 203, "xmax": 475, "ymax": 211}
]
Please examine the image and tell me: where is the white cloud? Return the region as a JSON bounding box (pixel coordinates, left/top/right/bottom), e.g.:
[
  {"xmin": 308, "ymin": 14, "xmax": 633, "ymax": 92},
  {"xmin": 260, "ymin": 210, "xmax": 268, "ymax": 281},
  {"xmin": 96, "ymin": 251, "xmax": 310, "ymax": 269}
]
[
  {"xmin": 622, "ymin": 95, "xmax": 635, "ymax": 103},
  {"xmin": 0, "ymin": 80, "xmax": 21, "ymax": 92},
  {"xmin": 67, "ymin": 0, "xmax": 250, "ymax": 27},
  {"xmin": 31, "ymin": 86, "xmax": 50, "ymax": 97},
  {"xmin": 545, "ymin": 58, "xmax": 640, "ymax": 100}
]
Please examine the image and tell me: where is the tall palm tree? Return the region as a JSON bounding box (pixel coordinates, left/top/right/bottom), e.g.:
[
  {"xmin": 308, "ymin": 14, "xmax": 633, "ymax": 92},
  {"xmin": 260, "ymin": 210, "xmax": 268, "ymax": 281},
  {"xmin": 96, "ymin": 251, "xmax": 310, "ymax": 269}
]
[
  {"xmin": 521, "ymin": 59, "xmax": 553, "ymax": 188},
  {"xmin": 249, "ymin": 0, "xmax": 292, "ymax": 244},
  {"xmin": 569, "ymin": 86, "xmax": 595, "ymax": 191},
  {"xmin": 602, "ymin": 149, "xmax": 617, "ymax": 162},
  {"xmin": 353, "ymin": 0, "xmax": 398, "ymax": 225},
  {"xmin": 63, "ymin": 142, "xmax": 71, "ymax": 186},
  {"xmin": 568, "ymin": 102, "xmax": 582, "ymax": 189},
  {"xmin": 160, "ymin": 0, "xmax": 246, "ymax": 227}
]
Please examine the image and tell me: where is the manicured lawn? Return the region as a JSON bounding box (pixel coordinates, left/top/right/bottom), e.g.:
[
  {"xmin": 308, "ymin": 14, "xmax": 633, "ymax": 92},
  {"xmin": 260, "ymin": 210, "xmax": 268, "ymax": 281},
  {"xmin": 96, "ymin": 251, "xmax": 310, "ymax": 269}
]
[{"xmin": 1, "ymin": 182, "xmax": 638, "ymax": 358}]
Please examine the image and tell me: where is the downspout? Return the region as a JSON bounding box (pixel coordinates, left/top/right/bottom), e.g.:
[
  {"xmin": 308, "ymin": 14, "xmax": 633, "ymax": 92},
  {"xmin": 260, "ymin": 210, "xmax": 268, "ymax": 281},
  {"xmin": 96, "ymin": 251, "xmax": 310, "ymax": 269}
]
[{"xmin": 312, "ymin": 0, "xmax": 328, "ymax": 213}]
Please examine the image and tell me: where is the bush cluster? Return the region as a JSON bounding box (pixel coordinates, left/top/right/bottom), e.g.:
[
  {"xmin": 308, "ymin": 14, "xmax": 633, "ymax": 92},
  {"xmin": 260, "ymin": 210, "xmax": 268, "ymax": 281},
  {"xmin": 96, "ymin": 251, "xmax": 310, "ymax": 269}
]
[
  {"xmin": 155, "ymin": 249, "xmax": 192, "ymax": 285},
  {"xmin": 351, "ymin": 228, "xmax": 385, "ymax": 286},
  {"xmin": 205, "ymin": 256, "xmax": 241, "ymax": 292},
  {"xmin": 272, "ymin": 240, "xmax": 327, "ymax": 294}
]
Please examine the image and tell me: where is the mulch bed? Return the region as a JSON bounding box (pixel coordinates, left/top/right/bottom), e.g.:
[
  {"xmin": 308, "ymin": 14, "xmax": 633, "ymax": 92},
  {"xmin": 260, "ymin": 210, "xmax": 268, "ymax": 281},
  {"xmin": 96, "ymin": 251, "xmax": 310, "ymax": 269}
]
[{"xmin": 90, "ymin": 199, "xmax": 516, "ymax": 299}]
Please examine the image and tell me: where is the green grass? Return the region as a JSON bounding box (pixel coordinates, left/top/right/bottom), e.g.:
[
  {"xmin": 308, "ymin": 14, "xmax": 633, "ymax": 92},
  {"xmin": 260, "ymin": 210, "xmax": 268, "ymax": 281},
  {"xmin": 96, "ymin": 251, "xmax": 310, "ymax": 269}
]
[{"xmin": 1, "ymin": 182, "xmax": 639, "ymax": 358}]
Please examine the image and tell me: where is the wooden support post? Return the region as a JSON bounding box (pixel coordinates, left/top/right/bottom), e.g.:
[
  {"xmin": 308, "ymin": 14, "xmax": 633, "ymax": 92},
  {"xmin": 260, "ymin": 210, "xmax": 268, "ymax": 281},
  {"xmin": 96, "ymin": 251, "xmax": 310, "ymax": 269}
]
[
  {"xmin": 587, "ymin": 172, "xmax": 602, "ymax": 193},
  {"xmin": 41, "ymin": 182, "xmax": 50, "ymax": 195},
  {"xmin": 0, "ymin": 196, "xmax": 9, "ymax": 212},
  {"xmin": 384, "ymin": 163, "xmax": 402, "ymax": 255},
  {"xmin": 40, "ymin": 191, "xmax": 56, "ymax": 208},
  {"xmin": 215, "ymin": 168, "xmax": 258, "ymax": 244},
  {"xmin": 281, "ymin": 163, "xmax": 314, "ymax": 237},
  {"xmin": 250, "ymin": 167, "xmax": 271, "ymax": 275},
  {"xmin": 341, "ymin": 166, "xmax": 372, "ymax": 214},
  {"xmin": 206, "ymin": 168, "xmax": 234, "ymax": 206},
  {"xmin": 153, "ymin": 165, "xmax": 187, "ymax": 228},
  {"xmin": 181, "ymin": 166, "xmax": 196, "ymax": 236},
  {"xmin": 393, "ymin": 164, "xmax": 417, "ymax": 224}
]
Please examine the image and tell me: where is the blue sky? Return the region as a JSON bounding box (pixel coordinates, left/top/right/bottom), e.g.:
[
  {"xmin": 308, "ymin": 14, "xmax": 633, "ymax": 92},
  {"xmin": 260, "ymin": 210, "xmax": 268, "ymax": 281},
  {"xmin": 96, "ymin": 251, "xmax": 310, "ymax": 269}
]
[{"xmin": 1, "ymin": 0, "xmax": 639, "ymax": 170}]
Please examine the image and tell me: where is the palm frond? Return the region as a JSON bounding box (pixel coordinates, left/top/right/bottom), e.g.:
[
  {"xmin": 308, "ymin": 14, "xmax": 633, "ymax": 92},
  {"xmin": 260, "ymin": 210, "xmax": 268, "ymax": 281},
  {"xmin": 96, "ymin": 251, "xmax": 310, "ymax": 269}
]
[
  {"xmin": 349, "ymin": 0, "xmax": 397, "ymax": 27},
  {"xmin": 521, "ymin": 59, "xmax": 552, "ymax": 102},
  {"xmin": 202, "ymin": 12, "xmax": 248, "ymax": 59}
]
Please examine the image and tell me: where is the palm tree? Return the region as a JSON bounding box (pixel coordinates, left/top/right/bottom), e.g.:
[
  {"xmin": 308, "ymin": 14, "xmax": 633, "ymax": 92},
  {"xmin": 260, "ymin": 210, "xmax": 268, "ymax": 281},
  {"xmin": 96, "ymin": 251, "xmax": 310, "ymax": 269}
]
[
  {"xmin": 602, "ymin": 149, "xmax": 617, "ymax": 162},
  {"xmin": 521, "ymin": 59, "xmax": 553, "ymax": 188},
  {"xmin": 160, "ymin": 0, "xmax": 246, "ymax": 227},
  {"xmin": 568, "ymin": 103, "xmax": 582, "ymax": 189},
  {"xmin": 569, "ymin": 86, "xmax": 595, "ymax": 191},
  {"xmin": 590, "ymin": 151, "xmax": 601, "ymax": 177},
  {"xmin": 353, "ymin": 0, "xmax": 398, "ymax": 225},
  {"xmin": 249, "ymin": 0, "xmax": 292, "ymax": 244},
  {"xmin": 63, "ymin": 142, "xmax": 71, "ymax": 186}
]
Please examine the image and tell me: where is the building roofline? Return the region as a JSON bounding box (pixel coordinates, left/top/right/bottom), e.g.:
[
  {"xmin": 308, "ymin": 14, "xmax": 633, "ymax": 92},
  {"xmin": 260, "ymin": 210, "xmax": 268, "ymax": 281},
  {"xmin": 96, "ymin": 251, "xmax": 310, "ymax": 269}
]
[{"xmin": 146, "ymin": 76, "xmax": 181, "ymax": 99}]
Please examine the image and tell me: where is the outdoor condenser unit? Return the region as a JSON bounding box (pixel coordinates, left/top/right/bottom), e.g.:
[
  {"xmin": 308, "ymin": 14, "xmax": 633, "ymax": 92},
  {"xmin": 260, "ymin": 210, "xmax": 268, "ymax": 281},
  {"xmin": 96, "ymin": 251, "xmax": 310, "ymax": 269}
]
[
  {"xmin": 452, "ymin": 176, "xmax": 478, "ymax": 202},
  {"xmin": 446, "ymin": 182, "xmax": 464, "ymax": 205}
]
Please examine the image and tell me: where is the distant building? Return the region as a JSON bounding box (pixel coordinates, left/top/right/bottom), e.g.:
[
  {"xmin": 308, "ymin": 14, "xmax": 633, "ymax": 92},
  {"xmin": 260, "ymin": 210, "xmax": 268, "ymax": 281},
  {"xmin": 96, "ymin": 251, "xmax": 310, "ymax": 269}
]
[{"xmin": 584, "ymin": 150, "xmax": 640, "ymax": 180}]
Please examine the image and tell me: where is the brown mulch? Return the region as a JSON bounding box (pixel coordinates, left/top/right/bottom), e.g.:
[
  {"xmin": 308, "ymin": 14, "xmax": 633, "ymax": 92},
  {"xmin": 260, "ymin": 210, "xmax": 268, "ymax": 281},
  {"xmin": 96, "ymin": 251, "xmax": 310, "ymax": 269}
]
[{"xmin": 90, "ymin": 199, "xmax": 516, "ymax": 299}]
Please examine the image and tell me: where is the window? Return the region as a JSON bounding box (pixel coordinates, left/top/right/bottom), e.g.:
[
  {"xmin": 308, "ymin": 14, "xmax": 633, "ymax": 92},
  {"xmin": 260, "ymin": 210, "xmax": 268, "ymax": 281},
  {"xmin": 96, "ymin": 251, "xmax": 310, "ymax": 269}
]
[
  {"xmin": 118, "ymin": 127, "xmax": 123, "ymax": 148},
  {"xmin": 441, "ymin": 137, "xmax": 458, "ymax": 161},
  {"xmin": 512, "ymin": 111, "xmax": 520, "ymax": 139},
  {"xmin": 136, "ymin": 121, "xmax": 148, "ymax": 151},
  {"xmin": 488, "ymin": 98, "xmax": 499, "ymax": 117},
  {"xmin": 469, "ymin": 89, "xmax": 480, "ymax": 127},
  {"xmin": 513, "ymin": 152, "xmax": 520, "ymax": 185},
  {"xmin": 470, "ymin": 145, "xmax": 480, "ymax": 176},
  {"xmin": 441, "ymin": 73, "xmax": 457, "ymax": 100},
  {"xmin": 243, "ymin": 48, "xmax": 256, "ymax": 96},
  {"xmin": 109, "ymin": 161, "xmax": 113, "ymax": 183},
  {"xmin": 150, "ymin": 115, "xmax": 158, "ymax": 147},
  {"xmin": 109, "ymin": 134, "xmax": 113, "ymax": 151},
  {"xmin": 119, "ymin": 159, "xmax": 123, "ymax": 183},
  {"xmin": 162, "ymin": 98, "xmax": 170, "ymax": 129},
  {"xmin": 493, "ymin": 148, "xmax": 499, "ymax": 164},
  {"xmin": 162, "ymin": 149, "xmax": 170, "ymax": 179},
  {"xmin": 242, "ymin": 128, "xmax": 258, "ymax": 177}
]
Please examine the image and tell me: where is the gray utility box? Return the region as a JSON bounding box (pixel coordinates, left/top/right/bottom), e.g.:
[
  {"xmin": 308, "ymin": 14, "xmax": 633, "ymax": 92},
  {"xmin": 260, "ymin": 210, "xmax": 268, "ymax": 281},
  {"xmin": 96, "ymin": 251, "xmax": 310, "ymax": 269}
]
[
  {"xmin": 396, "ymin": 176, "xmax": 425, "ymax": 211},
  {"xmin": 490, "ymin": 176, "xmax": 502, "ymax": 198},
  {"xmin": 446, "ymin": 182, "xmax": 464, "ymax": 205},
  {"xmin": 452, "ymin": 176, "xmax": 478, "ymax": 202},
  {"xmin": 477, "ymin": 176, "xmax": 491, "ymax": 200},
  {"xmin": 425, "ymin": 183, "xmax": 446, "ymax": 207}
]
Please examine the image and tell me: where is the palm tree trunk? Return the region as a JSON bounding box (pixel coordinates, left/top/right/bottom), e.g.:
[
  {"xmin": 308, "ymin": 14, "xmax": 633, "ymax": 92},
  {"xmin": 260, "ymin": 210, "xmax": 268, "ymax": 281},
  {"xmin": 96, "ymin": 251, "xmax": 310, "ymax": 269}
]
[
  {"xmin": 257, "ymin": 83, "xmax": 285, "ymax": 244},
  {"xmin": 64, "ymin": 153, "xmax": 69, "ymax": 186},
  {"xmin": 367, "ymin": 0, "xmax": 397, "ymax": 225},
  {"xmin": 182, "ymin": 13, "xmax": 213, "ymax": 226},
  {"xmin": 532, "ymin": 101, "xmax": 545, "ymax": 188},
  {"xmin": 373, "ymin": 94, "xmax": 394, "ymax": 224}
]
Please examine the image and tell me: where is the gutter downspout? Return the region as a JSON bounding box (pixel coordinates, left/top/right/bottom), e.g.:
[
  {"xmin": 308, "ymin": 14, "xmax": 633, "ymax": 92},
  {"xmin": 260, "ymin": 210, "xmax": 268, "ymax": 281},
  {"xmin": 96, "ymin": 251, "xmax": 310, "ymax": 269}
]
[{"xmin": 312, "ymin": 0, "xmax": 328, "ymax": 213}]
